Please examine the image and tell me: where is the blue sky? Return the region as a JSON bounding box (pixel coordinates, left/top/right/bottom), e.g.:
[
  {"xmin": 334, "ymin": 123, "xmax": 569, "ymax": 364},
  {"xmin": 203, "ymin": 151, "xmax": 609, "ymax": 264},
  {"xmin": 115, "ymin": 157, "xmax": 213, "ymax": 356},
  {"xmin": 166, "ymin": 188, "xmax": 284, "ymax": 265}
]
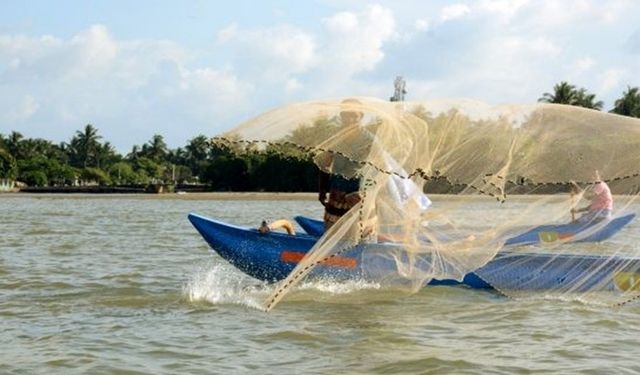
[{"xmin": 1, "ymin": 0, "xmax": 639, "ymax": 152}]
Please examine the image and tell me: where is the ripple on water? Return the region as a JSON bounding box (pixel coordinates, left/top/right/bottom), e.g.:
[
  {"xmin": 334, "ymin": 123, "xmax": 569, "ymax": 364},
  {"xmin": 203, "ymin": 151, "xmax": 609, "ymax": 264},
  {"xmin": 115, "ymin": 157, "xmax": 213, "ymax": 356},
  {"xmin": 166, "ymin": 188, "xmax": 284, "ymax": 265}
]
[
  {"xmin": 253, "ymin": 329, "xmax": 327, "ymax": 348},
  {"xmin": 371, "ymin": 357, "xmax": 480, "ymax": 375},
  {"xmin": 48, "ymin": 241, "xmax": 81, "ymax": 253},
  {"xmin": 23, "ymin": 227, "xmax": 55, "ymax": 236}
]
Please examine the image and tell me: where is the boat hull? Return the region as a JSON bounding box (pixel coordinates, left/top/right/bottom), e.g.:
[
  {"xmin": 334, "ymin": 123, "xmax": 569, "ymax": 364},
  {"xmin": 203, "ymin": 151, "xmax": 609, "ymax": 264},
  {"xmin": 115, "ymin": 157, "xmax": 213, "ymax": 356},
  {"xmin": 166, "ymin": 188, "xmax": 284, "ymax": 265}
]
[{"xmin": 189, "ymin": 213, "xmax": 640, "ymax": 292}]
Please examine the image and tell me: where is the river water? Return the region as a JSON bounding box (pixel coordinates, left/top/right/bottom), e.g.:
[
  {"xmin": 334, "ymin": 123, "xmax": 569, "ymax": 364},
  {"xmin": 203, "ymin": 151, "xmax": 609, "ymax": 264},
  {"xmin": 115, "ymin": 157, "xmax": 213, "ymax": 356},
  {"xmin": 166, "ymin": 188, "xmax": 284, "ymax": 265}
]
[{"xmin": 2, "ymin": 194, "xmax": 640, "ymax": 374}]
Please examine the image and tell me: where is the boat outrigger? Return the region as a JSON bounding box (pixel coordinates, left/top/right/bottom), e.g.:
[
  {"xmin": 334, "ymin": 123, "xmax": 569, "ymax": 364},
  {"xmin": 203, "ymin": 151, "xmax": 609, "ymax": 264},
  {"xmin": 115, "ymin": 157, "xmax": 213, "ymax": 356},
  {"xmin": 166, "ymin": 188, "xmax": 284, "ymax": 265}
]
[{"xmin": 293, "ymin": 215, "xmax": 635, "ymax": 245}]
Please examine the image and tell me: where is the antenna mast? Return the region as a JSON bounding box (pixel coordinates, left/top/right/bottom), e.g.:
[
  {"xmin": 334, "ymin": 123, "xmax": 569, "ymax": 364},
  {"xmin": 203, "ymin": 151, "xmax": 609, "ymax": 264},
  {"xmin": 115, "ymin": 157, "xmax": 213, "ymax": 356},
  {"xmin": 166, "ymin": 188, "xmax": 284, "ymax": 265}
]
[{"xmin": 390, "ymin": 76, "xmax": 407, "ymax": 102}]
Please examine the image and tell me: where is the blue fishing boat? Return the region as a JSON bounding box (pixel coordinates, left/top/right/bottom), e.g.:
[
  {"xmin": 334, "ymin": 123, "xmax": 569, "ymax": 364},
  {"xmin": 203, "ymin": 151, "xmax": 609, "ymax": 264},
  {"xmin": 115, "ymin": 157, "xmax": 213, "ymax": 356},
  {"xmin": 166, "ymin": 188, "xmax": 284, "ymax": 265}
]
[{"xmin": 188, "ymin": 213, "xmax": 639, "ymax": 292}]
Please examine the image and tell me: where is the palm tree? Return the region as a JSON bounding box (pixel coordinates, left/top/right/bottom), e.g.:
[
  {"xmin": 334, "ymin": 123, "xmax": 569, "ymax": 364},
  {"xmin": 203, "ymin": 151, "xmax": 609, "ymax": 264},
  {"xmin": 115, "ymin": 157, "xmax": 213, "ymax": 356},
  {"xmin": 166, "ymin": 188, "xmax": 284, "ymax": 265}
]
[
  {"xmin": 573, "ymin": 88, "xmax": 604, "ymax": 110},
  {"xmin": 610, "ymin": 86, "xmax": 640, "ymax": 118},
  {"xmin": 182, "ymin": 135, "xmax": 210, "ymax": 178},
  {"xmin": 19, "ymin": 138, "xmax": 62, "ymax": 160},
  {"xmin": 539, "ymin": 81, "xmax": 603, "ymax": 110},
  {"xmin": 95, "ymin": 141, "xmax": 117, "ymax": 169},
  {"xmin": 6, "ymin": 131, "xmax": 24, "ymax": 159},
  {"xmin": 539, "ymin": 81, "xmax": 577, "ymax": 104},
  {"xmin": 141, "ymin": 134, "xmax": 168, "ymax": 163},
  {"xmin": 0, "ymin": 145, "xmax": 16, "ymax": 179},
  {"xmin": 167, "ymin": 147, "xmax": 187, "ymax": 166},
  {"xmin": 69, "ymin": 124, "xmax": 102, "ymax": 167},
  {"xmin": 185, "ymin": 135, "xmax": 209, "ymax": 164},
  {"xmin": 126, "ymin": 145, "xmax": 141, "ymax": 163},
  {"xmin": 186, "ymin": 135, "xmax": 209, "ymax": 161}
]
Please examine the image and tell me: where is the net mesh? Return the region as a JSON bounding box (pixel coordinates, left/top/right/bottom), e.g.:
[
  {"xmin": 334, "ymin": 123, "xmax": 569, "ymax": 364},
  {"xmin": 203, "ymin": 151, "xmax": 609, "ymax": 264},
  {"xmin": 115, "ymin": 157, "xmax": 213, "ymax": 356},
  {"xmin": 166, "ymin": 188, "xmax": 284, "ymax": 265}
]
[{"xmin": 212, "ymin": 97, "xmax": 640, "ymax": 311}]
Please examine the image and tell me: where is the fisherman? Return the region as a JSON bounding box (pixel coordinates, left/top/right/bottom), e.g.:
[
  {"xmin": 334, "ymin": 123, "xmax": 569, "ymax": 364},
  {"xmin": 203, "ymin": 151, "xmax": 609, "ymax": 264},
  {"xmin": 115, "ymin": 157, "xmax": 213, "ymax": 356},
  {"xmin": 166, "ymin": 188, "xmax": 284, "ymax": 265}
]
[
  {"xmin": 318, "ymin": 98, "xmax": 368, "ymax": 231},
  {"xmin": 570, "ymin": 172, "xmax": 613, "ymax": 223}
]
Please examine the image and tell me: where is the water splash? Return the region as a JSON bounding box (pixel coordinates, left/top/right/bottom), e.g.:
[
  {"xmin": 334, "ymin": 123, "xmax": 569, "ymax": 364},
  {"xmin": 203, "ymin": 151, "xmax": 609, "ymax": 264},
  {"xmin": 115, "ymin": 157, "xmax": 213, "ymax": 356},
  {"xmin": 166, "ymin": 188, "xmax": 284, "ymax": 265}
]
[
  {"xmin": 184, "ymin": 262, "xmax": 387, "ymax": 308},
  {"xmin": 184, "ymin": 262, "xmax": 268, "ymax": 309},
  {"xmin": 298, "ymin": 278, "xmax": 381, "ymax": 294}
]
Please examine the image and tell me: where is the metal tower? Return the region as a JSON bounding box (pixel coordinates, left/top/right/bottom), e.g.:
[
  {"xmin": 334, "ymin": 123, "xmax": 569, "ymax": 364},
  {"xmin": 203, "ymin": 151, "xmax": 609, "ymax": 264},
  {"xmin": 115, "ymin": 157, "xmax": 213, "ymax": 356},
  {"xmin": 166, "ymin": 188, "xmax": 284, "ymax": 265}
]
[{"xmin": 390, "ymin": 76, "xmax": 407, "ymax": 102}]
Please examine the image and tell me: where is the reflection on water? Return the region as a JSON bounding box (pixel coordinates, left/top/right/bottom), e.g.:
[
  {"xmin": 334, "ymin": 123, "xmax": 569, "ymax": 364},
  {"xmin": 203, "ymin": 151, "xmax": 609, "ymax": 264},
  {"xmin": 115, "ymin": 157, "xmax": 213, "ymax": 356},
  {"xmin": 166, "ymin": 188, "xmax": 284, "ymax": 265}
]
[{"xmin": 1, "ymin": 194, "xmax": 640, "ymax": 373}]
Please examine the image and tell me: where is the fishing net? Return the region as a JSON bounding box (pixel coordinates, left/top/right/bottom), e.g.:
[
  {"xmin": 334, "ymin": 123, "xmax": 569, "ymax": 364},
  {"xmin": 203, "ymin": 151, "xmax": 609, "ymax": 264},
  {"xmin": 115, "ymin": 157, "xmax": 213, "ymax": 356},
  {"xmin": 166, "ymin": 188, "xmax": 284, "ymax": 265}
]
[{"xmin": 212, "ymin": 97, "xmax": 640, "ymax": 311}]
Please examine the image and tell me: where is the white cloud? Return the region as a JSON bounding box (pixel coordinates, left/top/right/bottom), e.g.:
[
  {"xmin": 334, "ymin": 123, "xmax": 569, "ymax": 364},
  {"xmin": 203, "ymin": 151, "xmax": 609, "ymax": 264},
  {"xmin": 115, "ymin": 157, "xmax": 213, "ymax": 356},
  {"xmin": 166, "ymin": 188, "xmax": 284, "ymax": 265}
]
[
  {"xmin": 177, "ymin": 67, "xmax": 253, "ymax": 119},
  {"xmin": 414, "ymin": 18, "xmax": 430, "ymax": 31},
  {"xmin": 416, "ymin": 33, "xmax": 566, "ymax": 105},
  {"xmin": 69, "ymin": 25, "xmax": 118, "ymax": 73},
  {"xmin": 478, "ymin": 0, "xmax": 530, "ymax": 18},
  {"xmin": 216, "ymin": 24, "xmax": 238, "ymax": 44},
  {"xmin": 598, "ymin": 0, "xmax": 633, "ymax": 23},
  {"xmin": 0, "ymin": 24, "xmax": 254, "ymax": 150},
  {"xmin": 21, "ymin": 95, "xmax": 39, "ymax": 120},
  {"xmin": 4, "ymin": 95, "xmax": 39, "ymax": 122},
  {"xmin": 324, "ymin": 11, "xmax": 359, "ymax": 33},
  {"xmin": 522, "ymin": 1, "xmax": 592, "ymax": 29},
  {"xmin": 599, "ymin": 68, "xmax": 625, "ymax": 94},
  {"xmin": 184, "ymin": 68, "xmax": 252, "ymax": 100},
  {"xmin": 440, "ymin": 4, "xmax": 471, "ymax": 22},
  {"xmin": 503, "ymin": 0, "xmax": 632, "ymax": 32},
  {"xmin": 494, "ymin": 36, "xmax": 561, "ymax": 62},
  {"xmin": 404, "ymin": 79, "xmax": 439, "ymax": 100},
  {"xmin": 528, "ymin": 37, "xmax": 561, "ymax": 56},
  {"xmin": 114, "ymin": 39, "xmax": 191, "ymax": 90},
  {"xmin": 573, "ymin": 57, "xmax": 596, "ymax": 73},
  {"xmin": 322, "ymin": 4, "xmax": 396, "ymax": 75},
  {"xmin": 217, "ymin": 24, "xmax": 316, "ymax": 79},
  {"xmin": 285, "ymin": 78, "xmax": 302, "ymax": 93},
  {"xmin": 212, "ymin": 5, "xmax": 397, "ymax": 95},
  {"xmin": 0, "ymin": 34, "xmax": 62, "ymax": 62}
]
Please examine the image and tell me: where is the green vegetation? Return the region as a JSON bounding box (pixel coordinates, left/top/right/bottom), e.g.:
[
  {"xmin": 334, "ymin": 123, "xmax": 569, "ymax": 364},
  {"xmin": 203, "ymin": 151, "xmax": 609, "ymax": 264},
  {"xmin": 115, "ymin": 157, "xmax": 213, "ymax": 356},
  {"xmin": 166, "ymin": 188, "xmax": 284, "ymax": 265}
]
[
  {"xmin": 538, "ymin": 81, "xmax": 604, "ymax": 110},
  {"xmin": 610, "ymin": 86, "xmax": 640, "ymax": 117},
  {"xmin": 0, "ymin": 124, "xmax": 318, "ymax": 191},
  {"xmin": 538, "ymin": 81, "xmax": 640, "ymax": 117},
  {"xmin": 537, "ymin": 82, "xmax": 640, "ymax": 115}
]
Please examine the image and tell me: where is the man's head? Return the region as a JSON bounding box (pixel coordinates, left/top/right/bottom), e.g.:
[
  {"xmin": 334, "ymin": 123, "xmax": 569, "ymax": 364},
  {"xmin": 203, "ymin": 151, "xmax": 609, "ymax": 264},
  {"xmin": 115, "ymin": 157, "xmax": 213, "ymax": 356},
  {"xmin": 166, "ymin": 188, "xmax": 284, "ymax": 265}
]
[{"xmin": 339, "ymin": 98, "xmax": 364, "ymax": 127}]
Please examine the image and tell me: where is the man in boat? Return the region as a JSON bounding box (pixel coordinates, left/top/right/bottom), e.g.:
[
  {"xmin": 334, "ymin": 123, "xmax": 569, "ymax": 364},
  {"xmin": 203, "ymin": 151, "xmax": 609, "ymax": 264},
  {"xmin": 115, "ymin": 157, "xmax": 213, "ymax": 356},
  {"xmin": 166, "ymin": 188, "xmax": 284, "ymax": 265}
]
[
  {"xmin": 570, "ymin": 173, "xmax": 613, "ymax": 223},
  {"xmin": 318, "ymin": 98, "xmax": 368, "ymax": 231},
  {"xmin": 261, "ymin": 99, "xmax": 373, "ymax": 236},
  {"xmin": 318, "ymin": 99, "xmax": 431, "ymax": 236}
]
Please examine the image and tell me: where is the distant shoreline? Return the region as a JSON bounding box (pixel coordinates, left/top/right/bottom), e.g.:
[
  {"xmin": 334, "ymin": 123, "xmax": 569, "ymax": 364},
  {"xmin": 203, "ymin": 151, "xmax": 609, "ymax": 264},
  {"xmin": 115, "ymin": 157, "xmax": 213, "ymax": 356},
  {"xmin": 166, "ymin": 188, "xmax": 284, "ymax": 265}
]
[
  {"xmin": 4, "ymin": 191, "xmax": 318, "ymax": 200},
  {"xmin": 1, "ymin": 192, "xmax": 581, "ymax": 202}
]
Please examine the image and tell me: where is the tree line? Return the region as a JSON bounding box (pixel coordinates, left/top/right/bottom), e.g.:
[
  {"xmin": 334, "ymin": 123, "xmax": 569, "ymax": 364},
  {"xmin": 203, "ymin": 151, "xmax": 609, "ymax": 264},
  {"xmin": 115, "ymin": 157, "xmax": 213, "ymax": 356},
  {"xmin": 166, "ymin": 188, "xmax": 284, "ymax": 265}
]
[
  {"xmin": 0, "ymin": 124, "xmax": 318, "ymax": 191},
  {"xmin": 538, "ymin": 82, "xmax": 640, "ymax": 116},
  {"xmin": 1, "ymin": 82, "xmax": 639, "ymax": 190}
]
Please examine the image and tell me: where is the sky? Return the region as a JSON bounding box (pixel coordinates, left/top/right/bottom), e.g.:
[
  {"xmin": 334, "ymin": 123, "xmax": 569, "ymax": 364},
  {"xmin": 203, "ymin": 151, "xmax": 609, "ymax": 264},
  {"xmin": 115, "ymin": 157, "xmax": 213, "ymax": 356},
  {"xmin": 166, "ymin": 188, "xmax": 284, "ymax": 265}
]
[{"xmin": 1, "ymin": 0, "xmax": 639, "ymax": 152}]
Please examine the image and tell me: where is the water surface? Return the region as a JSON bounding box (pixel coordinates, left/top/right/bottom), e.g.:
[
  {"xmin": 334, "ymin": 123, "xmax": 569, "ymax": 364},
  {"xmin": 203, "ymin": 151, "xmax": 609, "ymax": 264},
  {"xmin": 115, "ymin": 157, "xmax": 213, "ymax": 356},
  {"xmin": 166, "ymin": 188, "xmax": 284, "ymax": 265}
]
[{"xmin": 1, "ymin": 194, "xmax": 640, "ymax": 374}]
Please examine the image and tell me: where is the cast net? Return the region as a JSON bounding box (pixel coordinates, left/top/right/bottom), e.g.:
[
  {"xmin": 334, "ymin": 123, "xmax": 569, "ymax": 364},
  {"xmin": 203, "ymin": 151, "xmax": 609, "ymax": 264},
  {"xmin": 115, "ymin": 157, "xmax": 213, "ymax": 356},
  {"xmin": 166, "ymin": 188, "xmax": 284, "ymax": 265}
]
[{"xmin": 212, "ymin": 97, "xmax": 640, "ymax": 311}]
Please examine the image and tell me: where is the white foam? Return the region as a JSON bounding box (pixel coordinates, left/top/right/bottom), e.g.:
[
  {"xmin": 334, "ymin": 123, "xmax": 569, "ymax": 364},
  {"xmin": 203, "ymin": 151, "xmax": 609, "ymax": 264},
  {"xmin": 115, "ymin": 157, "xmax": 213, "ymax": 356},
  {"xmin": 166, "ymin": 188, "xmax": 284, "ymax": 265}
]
[
  {"xmin": 184, "ymin": 262, "xmax": 385, "ymax": 308},
  {"xmin": 183, "ymin": 262, "xmax": 268, "ymax": 309},
  {"xmin": 297, "ymin": 278, "xmax": 381, "ymax": 294}
]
